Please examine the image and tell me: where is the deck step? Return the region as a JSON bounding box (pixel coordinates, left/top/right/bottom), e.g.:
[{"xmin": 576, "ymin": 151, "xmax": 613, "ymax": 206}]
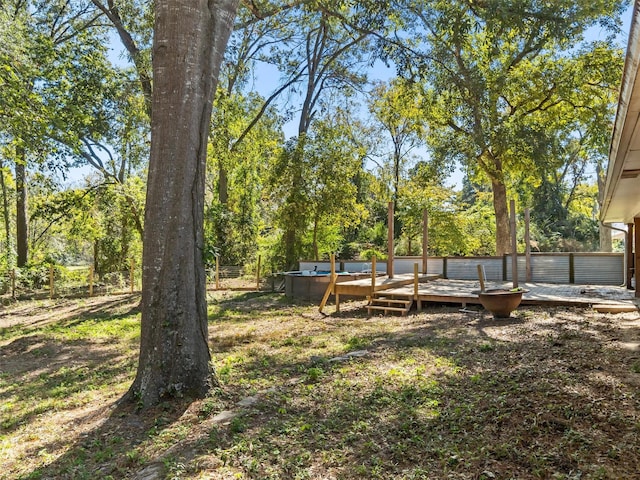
[
  {"xmin": 367, "ymin": 305, "xmax": 411, "ymax": 315},
  {"xmin": 367, "ymin": 293, "xmax": 414, "ymax": 316},
  {"xmin": 593, "ymin": 303, "xmax": 638, "ymax": 313},
  {"xmin": 370, "ymin": 298, "xmax": 413, "ymax": 307}
]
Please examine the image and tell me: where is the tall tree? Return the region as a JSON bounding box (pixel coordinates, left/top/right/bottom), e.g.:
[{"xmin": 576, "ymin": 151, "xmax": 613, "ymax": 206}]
[
  {"xmin": 206, "ymin": 9, "xmax": 292, "ymax": 265},
  {"xmin": 127, "ymin": 0, "xmax": 240, "ymax": 407},
  {"xmin": 206, "ymin": 89, "xmax": 283, "ymax": 265},
  {"xmin": 1, "ymin": 2, "xmax": 36, "ymax": 267},
  {"xmin": 269, "ymin": 7, "xmax": 369, "ymax": 267},
  {"xmin": 271, "ymin": 110, "xmax": 367, "ymax": 262},
  {"xmin": 386, "ymin": 0, "xmax": 625, "ymax": 254},
  {"xmin": 15, "ymin": 150, "xmax": 27, "ymax": 266},
  {"xmin": 368, "ymin": 79, "xmax": 427, "ymax": 210},
  {"xmin": 0, "ymin": 0, "xmax": 113, "ymax": 266}
]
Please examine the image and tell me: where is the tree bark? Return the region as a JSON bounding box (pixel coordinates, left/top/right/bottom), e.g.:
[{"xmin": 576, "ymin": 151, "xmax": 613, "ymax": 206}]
[
  {"xmin": 127, "ymin": 0, "xmax": 240, "ymax": 408},
  {"xmin": 284, "ymin": 223, "xmax": 298, "ymax": 270},
  {"xmin": 596, "ymin": 162, "xmax": 612, "ymax": 252},
  {"xmin": 15, "ymin": 150, "xmax": 28, "ymax": 268},
  {"xmin": 218, "ymin": 161, "xmax": 228, "ymax": 204},
  {"xmin": 312, "ymin": 217, "xmax": 319, "ymax": 261},
  {"xmin": 491, "ymin": 178, "xmax": 510, "ymax": 256},
  {"xmin": 0, "ymin": 159, "xmax": 11, "ymax": 265},
  {"xmin": 599, "ymin": 224, "xmax": 613, "ymax": 252}
]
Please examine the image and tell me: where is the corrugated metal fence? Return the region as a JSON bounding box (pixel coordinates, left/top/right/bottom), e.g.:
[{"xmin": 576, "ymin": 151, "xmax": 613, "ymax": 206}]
[{"xmin": 302, "ymin": 253, "xmax": 624, "ymax": 286}]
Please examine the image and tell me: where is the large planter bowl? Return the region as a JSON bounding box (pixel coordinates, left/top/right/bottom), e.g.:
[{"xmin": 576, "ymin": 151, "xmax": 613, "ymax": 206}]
[{"xmin": 477, "ymin": 288, "xmax": 526, "ymax": 318}]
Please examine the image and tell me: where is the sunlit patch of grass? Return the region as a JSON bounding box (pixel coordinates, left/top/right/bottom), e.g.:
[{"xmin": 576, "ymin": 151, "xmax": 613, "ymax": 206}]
[
  {"xmin": 0, "ymin": 324, "xmax": 30, "ymax": 342},
  {"xmin": 45, "ymin": 316, "xmax": 141, "ymax": 343}
]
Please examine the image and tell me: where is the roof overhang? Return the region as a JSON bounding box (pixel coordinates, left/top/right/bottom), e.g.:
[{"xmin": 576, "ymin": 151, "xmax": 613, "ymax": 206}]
[{"xmin": 602, "ymin": 3, "xmax": 640, "ymax": 224}]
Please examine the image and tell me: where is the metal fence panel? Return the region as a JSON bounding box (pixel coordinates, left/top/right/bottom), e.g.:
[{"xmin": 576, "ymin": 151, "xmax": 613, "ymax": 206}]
[
  {"xmin": 447, "ymin": 257, "xmax": 503, "ymax": 281},
  {"xmin": 427, "ymin": 258, "xmax": 443, "ymax": 276},
  {"xmin": 574, "ymin": 254, "xmax": 624, "ymax": 285},
  {"xmin": 341, "ymin": 260, "xmax": 387, "ymax": 274},
  {"xmin": 299, "ymin": 261, "xmax": 333, "ymax": 272},
  {"xmin": 394, "ymin": 257, "xmax": 424, "ymax": 274},
  {"xmin": 301, "ymin": 253, "xmax": 624, "ymax": 285},
  {"xmin": 503, "ymin": 255, "xmax": 529, "ymax": 283},
  {"xmin": 530, "ymin": 255, "xmax": 570, "ymax": 283}
]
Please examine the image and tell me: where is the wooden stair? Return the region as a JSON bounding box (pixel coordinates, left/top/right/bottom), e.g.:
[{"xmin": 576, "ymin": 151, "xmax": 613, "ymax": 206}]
[{"xmin": 367, "ymin": 293, "xmax": 414, "ymax": 316}]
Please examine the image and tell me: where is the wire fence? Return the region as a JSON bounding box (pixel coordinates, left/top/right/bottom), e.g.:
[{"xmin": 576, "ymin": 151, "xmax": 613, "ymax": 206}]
[
  {"xmin": 0, "ymin": 263, "xmax": 141, "ymax": 301},
  {"xmin": 0, "ymin": 257, "xmax": 274, "ymax": 302}
]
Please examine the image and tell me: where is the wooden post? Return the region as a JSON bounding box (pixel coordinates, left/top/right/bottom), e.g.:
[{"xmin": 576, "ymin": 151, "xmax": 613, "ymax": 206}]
[
  {"xmin": 477, "ymin": 264, "xmax": 486, "ymax": 292},
  {"xmin": 371, "ymin": 255, "xmax": 377, "ymax": 294},
  {"xmin": 510, "ymin": 199, "xmax": 518, "ymax": 289},
  {"xmin": 331, "ymin": 254, "xmax": 340, "ymax": 312},
  {"xmin": 422, "ymin": 209, "xmax": 428, "ymax": 275},
  {"xmin": 318, "ymin": 254, "xmax": 338, "ymax": 314},
  {"xmin": 318, "ymin": 275, "xmax": 337, "ymax": 314},
  {"xmin": 89, "ymin": 265, "xmax": 94, "ymax": 297},
  {"xmin": 633, "ymin": 217, "xmax": 640, "ymax": 298},
  {"xmin": 330, "ymin": 253, "xmax": 336, "ymax": 289},
  {"xmin": 387, "ymin": 201, "xmax": 394, "ymax": 279},
  {"xmin": 215, "ymin": 255, "xmax": 220, "ymax": 290},
  {"xmin": 525, "ymin": 208, "xmax": 531, "ymax": 283},
  {"xmin": 414, "ymin": 263, "xmax": 421, "ymax": 311},
  {"xmin": 49, "ymin": 264, "xmax": 54, "ymax": 299},
  {"xmin": 627, "ymin": 223, "xmax": 634, "ymax": 290},
  {"xmin": 130, "ymin": 258, "xmax": 135, "ymax": 293},
  {"xmin": 256, "ymin": 255, "xmax": 261, "ymax": 291}
]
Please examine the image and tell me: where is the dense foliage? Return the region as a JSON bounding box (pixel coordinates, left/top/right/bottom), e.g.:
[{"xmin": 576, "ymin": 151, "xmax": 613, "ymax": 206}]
[{"xmin": 0, "ymin": 0, "xmax": 628, "ymax": 281}]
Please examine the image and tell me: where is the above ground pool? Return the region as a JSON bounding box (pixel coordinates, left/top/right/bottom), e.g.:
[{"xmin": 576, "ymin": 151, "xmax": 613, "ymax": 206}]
[{"xmin": 284, "ymin": 271, "xmax": 368, "ymax": 301}]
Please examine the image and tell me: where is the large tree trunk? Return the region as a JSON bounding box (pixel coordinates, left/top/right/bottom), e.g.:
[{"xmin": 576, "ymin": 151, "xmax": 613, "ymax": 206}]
[
  {"xmin": 127, "ymin": 0, "xmax": 240, "ymax": 408},
  {"xmin": 15, "ymin": 151, "xmax": 28, "ymax": 267},
  {"xmin": 218, "ymin": 161, "xmax": 228, "ymax": 204},
  {"xmin": 491, "ymin": 178, "xmax": 511, "ymax": 256},
  {"xmin": 0, "ymin": 159, "xmax": 11, "ymax": 265},
  {"xmin": 596, "ymin": 162, "xmax": 612, "ymax": 252},
  {"xmin": 284, "ymin": 224, "xmax": 298, "ymax": 270},
  {"xmin": 599, "ymin": 224, "xmax": 613, "ymax": 252}
]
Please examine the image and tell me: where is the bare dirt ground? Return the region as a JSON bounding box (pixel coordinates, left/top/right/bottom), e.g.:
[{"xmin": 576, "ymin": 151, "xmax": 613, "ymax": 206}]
[{"xmin": 1, "ymin": 293, "xmax": 640, "ymax": 479}]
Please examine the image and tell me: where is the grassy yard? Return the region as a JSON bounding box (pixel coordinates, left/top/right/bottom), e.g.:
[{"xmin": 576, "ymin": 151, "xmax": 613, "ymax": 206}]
[{"xmin": 1, "ymin": 291, "xmax": 639, "ymax": 479}]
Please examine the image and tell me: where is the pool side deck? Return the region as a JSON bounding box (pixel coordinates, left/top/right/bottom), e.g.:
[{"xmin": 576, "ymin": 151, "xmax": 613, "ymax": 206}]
[
  {"xmin": 380, "ymin": 279, "xmax": 639, "ymax": 309},
  {"xmin": 323, "ymin": 276, "xmax": 638, "ymax": 314}
]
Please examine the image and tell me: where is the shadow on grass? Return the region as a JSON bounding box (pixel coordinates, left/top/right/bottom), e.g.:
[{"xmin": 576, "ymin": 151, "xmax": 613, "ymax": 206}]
[
  {"xmin": 15, "ymin": 396, "xmax": 194, "ymax": 479},
  {"xmin": 0, "ymin": 294, "xmax": 140, "ymax": 338},
  {"xmin": 208, "ymin": 291, "xmax": 319, "ymax": 325},
  {"xmin": 6, "ymin": 298, "xmax": 640, "ymax": 479},
  {"xmin": 200, "ymin": 307, "xmax": 640, "ymax": 479},
  {"xmin": 0, "ymin": 295, "xmax": 141, "ymax": 441}
]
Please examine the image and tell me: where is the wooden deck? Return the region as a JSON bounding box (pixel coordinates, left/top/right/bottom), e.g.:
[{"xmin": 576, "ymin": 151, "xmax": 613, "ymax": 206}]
[
  {"xmin": 322, "ymin": 277, "xmax": 639, "ymax": 314},
  {"xmin": 378, "ymin": 279, "xmax": 639, "ymax": 309},
  {"xmin": 323, "ymin": 273, "xmax": 440, "ymax": 313}
]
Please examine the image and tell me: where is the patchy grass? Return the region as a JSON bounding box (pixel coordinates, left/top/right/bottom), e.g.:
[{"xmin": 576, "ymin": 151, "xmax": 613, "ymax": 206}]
[{"xmin": 1, "ymin": 292, "xmax": 640, "ymax": 479}]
